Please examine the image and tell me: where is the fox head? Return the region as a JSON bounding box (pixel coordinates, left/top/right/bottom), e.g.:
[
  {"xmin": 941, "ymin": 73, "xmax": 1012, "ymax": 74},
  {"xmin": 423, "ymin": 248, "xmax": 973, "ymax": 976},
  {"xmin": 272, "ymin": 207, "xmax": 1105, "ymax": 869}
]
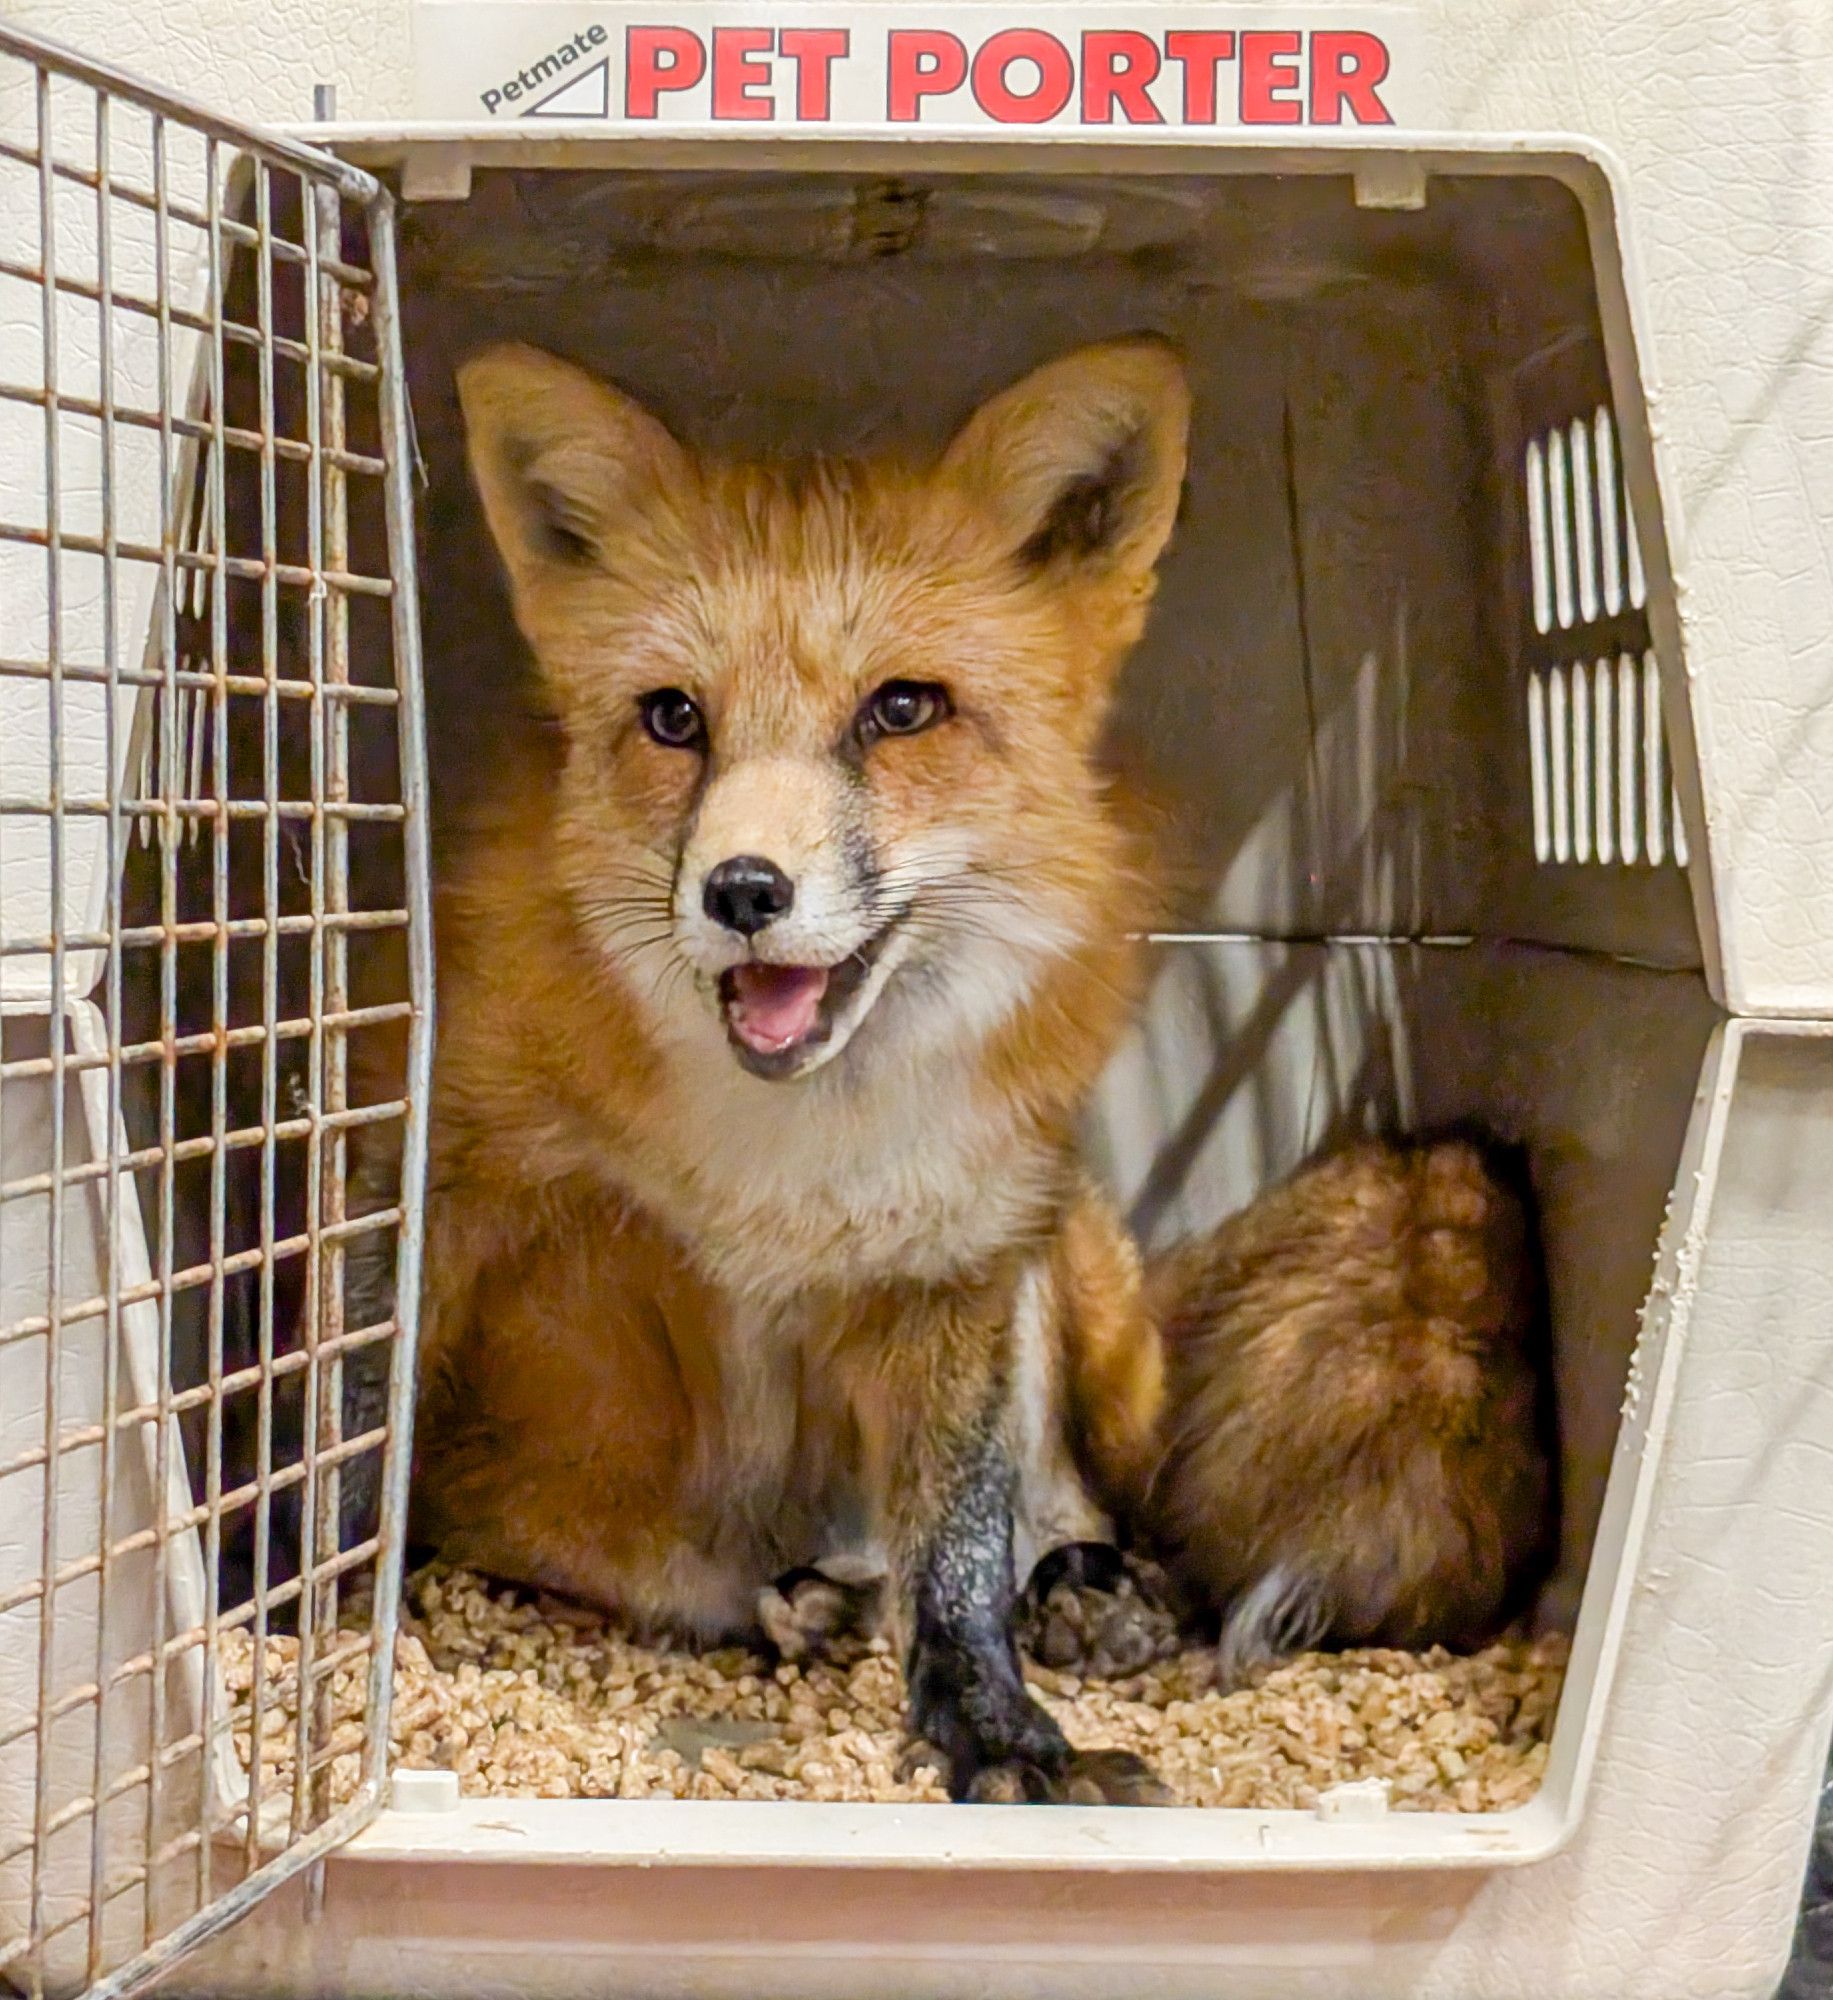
[{"xmin": 457, "ymin": 338, "xmax": 1188, "ymax": 1084}]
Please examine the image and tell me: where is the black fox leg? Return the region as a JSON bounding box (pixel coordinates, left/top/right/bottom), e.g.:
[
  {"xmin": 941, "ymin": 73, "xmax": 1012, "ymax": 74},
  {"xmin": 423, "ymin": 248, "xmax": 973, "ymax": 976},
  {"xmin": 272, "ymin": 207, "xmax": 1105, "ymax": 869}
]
[
  {"xmin": 856, "ymin": 1271, "xmax": 1169, "ymax": 1806},
  {"xmin": 335, "ymin": 1213, "xmax": 400, "ymax": 1554},
  {"xmin": 907, "ymin": 1423, "xmax": 1166, "ymax": 1805},
  {"xmin": 1017, "ymin": 1541, "xmax": 1183, "ymax": 1679},
  {"xmin": 1025, "ymin": 1541, "xmax": 1132, "ymax": 1599},
  {"xmin": 907, "ymin": 1420, "xmax": 1061, "ymax": 1791}
]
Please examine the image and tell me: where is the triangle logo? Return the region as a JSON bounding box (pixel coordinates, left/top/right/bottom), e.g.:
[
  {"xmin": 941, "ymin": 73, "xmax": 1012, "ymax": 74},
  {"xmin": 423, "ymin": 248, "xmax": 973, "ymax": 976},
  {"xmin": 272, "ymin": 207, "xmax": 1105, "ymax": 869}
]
[{"xmin": 524, "ymin": 56, "xmax": 610, "ymax": 118}]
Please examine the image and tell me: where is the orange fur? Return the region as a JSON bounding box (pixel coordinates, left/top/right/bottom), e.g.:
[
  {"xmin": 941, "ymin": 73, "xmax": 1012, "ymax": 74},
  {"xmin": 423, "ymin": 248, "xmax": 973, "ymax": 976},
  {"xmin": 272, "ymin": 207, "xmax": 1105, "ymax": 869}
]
[
  {"xmin": 1053, "ymin": 1185, "xmax": 1163, "ymax": 1522},
  {"xmin": 373, "ymin": 338, "xmax": 1190, "ymax": 1798},
  {"xmin": 1066, "ymin": 1138, "xmax": 1557, "ymax": 1681}
]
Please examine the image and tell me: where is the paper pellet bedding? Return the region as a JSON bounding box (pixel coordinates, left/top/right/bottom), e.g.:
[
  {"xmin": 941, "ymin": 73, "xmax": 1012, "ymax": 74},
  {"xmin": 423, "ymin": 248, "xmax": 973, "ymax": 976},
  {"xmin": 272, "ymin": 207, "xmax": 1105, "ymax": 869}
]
[{"xmin": 222, "ymin": 1567, "xmax": 1567, "ymax": 1814}]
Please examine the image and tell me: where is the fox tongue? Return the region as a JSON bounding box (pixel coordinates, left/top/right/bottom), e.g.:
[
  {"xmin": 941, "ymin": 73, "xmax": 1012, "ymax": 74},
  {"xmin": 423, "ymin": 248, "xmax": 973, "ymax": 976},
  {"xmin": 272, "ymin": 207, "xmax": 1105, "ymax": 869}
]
[{"xmin": 727, "ymin": 963, "xmax": 830, "ymax": 1054}]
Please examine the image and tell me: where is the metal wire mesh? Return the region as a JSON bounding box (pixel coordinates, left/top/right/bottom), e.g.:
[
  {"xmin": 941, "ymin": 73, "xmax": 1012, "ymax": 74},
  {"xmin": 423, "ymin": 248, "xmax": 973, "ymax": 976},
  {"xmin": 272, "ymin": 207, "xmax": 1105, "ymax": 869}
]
[{"xmin": 0, "ymin": 25, "xmax": 429, "ymax": 1999}]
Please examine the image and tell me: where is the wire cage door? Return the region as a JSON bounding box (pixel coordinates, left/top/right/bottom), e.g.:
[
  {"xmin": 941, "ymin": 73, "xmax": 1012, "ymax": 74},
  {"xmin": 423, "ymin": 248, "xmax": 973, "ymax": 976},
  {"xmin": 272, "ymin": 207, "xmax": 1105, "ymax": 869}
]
[{"xmin": 0, "ymin": 21, "xmax": 430, "ymax": 1999}]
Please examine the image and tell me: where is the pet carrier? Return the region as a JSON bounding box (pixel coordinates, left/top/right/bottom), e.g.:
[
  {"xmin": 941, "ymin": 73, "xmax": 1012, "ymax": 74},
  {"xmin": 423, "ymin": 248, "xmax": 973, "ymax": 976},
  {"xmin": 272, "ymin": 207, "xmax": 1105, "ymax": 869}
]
[{"xmin": 4, "ymin": 5, "xmax": 1833, "ymax": 1999}]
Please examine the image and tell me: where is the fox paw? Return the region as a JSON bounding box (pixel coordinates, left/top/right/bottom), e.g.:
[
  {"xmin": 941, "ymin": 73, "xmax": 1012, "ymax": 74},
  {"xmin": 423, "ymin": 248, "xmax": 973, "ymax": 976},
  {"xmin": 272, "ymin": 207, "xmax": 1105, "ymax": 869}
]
[
  {"xmin": 757, "ymin": 1564, "xmax": 883, "ymax": 1663},
  {"xmin": 1018, "ymin": 1542, "xmax": 1182, "ymax": 1679},
  {"xmin": 966, "ymin": 1747, "xmax": 1170, "ymax": 1807}
]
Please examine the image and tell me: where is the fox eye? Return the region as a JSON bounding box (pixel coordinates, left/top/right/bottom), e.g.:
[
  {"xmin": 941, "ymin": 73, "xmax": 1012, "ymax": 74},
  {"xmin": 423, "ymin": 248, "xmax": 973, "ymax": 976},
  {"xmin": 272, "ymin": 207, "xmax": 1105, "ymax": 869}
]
[
  {"xmin": 860, "ymin": 680, "xmax": 950, "ymax": 744},
  {"xmin": 637, "ymin": 688, "xmax": 706, "ymax": 750}
]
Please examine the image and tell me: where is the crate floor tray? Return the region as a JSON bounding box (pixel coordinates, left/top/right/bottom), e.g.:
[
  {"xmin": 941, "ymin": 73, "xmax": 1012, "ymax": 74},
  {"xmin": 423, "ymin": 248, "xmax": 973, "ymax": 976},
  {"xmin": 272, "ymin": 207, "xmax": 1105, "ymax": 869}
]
[{"xmin": 224, "ymin": 1568, "xmax": 1566, "ymax": 1817}]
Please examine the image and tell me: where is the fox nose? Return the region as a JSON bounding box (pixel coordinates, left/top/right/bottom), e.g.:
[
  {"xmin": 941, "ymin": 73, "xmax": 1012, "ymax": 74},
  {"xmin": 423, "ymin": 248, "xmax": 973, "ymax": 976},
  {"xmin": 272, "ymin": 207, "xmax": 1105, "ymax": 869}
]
[{"xmin": 704, "ymin": 856, "xmax": 796, "ymax": 937}]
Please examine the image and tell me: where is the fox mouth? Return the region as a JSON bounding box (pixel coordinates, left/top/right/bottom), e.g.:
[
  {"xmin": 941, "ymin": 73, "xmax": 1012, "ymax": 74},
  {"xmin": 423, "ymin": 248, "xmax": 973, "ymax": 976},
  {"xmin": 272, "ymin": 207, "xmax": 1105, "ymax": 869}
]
[{"xmin": 718, "ymin": 922, "xmax": 901, "ymax": 1080}]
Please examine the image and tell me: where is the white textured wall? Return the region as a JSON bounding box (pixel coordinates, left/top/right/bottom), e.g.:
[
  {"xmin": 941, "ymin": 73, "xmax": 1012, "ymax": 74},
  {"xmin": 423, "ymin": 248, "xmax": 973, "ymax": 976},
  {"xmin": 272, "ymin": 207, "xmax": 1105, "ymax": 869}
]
[
  {"xmin": 11, "ymin": 0, "xmax": 411, "ymax": 125},
  {"xmin": 15, "ymin": 0, "xmax": 1833, "ymax": 1011},
  {"xmin": 1425, "ymin": 2, "xmax": 1833, "ymax": 1017}
]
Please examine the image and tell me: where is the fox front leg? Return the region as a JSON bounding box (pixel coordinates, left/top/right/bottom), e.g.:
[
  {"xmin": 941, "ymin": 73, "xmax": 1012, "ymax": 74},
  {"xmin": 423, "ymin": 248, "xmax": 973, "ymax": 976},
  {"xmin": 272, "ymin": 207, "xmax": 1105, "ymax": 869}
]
[
  {"xmin": 910, "ymin": 1419, "xmax": 1164, "ymax": 1804},
  {"xmin": 860, "ymin": 1293, "xmax": 1167, "ymax": 1806}
]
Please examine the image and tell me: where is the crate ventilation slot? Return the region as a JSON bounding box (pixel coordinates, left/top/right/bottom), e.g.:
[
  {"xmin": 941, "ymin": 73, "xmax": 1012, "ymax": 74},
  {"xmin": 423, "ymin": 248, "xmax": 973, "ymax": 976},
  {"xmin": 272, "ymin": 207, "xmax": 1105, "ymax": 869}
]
[
  {"xmin": 1526, "ymin": 407, "xmax": 1645, "ymax": 634},
  {"xmin": 1523, "ymin": 409, "xmax": 1682, "ymax": 869},
  {"xmin": 1527, "ymin": 651, "xmax": 1686, "ymax": 869}
]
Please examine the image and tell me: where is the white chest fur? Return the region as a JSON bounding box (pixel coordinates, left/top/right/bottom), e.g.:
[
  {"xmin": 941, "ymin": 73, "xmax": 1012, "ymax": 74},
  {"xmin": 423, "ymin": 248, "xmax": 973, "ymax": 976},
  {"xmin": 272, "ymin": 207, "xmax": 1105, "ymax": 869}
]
[{"xmin": 629, "ymin": 1036, "xmax": 1056, "ymax": 1298}]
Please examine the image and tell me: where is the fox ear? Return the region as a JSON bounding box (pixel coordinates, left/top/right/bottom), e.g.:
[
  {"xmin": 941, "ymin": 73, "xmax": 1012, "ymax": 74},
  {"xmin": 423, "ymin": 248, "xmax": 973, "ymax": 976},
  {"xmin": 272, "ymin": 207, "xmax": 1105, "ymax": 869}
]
[
  {"xmin": 938, "ymin": 338, "xmax": 1189, "ymax": 580},
  {"xmin": 456, "ymin": 343, "xmax": 689, "ymax": 593}
]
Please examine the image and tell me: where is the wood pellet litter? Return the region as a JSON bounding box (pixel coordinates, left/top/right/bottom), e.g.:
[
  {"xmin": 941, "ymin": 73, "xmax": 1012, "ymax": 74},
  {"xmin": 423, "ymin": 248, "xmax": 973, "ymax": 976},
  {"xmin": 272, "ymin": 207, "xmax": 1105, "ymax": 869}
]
[{"xmin": 222, "ymin": 1566, "xmax": 1567, "ymax": 1814}]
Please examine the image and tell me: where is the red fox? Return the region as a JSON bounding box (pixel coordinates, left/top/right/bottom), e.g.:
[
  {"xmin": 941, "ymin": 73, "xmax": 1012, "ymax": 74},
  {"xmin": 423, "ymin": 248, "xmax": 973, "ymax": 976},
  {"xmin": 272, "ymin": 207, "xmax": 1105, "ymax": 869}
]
[{"xmin": 385, "ymin": 336, "xmax": 1189, "ymax": 1802}]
